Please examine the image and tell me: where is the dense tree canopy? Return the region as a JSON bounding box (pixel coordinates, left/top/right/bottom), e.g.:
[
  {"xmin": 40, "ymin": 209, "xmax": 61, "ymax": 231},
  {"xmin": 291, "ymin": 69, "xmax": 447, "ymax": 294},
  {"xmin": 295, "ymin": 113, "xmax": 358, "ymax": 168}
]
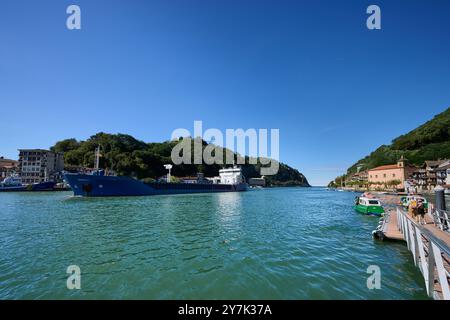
[
  {"xmin": 51, "ymin": 132, "xmax": 310, "ymax": 187},
  {"xmin": 391, "ymin": 108, "xmax": 450, "ymax": 150},
  {"xmin": 329, "ymin": 107, "xmax": 450, "ymax": 186}
]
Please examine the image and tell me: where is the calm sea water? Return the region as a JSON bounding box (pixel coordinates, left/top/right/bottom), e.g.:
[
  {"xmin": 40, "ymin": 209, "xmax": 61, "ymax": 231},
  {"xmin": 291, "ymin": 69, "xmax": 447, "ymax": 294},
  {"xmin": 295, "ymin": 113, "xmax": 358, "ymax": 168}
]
[{"xmin": 0, "ymin": 187, "xmax": 429, "ymax": 299}]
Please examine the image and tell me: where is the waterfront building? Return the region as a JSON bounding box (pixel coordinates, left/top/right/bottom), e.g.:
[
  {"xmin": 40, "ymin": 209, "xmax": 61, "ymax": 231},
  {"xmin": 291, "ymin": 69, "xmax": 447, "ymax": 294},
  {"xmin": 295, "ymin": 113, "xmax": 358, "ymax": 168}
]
[
  {"xmin": 446, "ymin": 167, "xmax": 450, "ymax": 186},
  {"xmin": 368, "ymin": 156, "xmax": 416, "ymax": 190},
  {"xmin": 0, "ymin": 157, "xmax": 18, "ymax": 179},
  {"xmin": 18, "ymin": 149, "xmax": 64, "ymax": 184},
  {"xmin": 423, "ymin": 160, "xmax": 444, "ymax": 189},
  {"xmin": 435, "ymin": 160, "xmax": 450, "ymax": 186},
  {"xmin": 409, "ymin": 159, "xmax": 449, "ymax": 191},
  {"xmin": 410, "ymin": 168, "xmax": 428, "ymax": 190},
  {"xmin": 349, "ymin": 170, "xmax": 368, "ymax": 185}
]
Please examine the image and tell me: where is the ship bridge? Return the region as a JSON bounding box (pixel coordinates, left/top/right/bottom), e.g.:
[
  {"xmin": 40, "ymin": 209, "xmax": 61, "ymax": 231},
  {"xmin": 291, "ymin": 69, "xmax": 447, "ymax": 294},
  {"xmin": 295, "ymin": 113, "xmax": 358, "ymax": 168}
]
[{"xmin": 219, "ymin": 167, "xmax": 245, "ymax": 185}]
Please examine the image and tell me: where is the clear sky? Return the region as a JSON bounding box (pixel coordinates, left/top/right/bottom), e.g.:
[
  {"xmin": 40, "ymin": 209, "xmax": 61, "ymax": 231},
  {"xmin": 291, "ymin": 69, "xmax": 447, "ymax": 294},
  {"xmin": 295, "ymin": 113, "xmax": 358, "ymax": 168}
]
[{"xmin": 1, "ymin": 0, "xmax": 450, "ymax": 185}]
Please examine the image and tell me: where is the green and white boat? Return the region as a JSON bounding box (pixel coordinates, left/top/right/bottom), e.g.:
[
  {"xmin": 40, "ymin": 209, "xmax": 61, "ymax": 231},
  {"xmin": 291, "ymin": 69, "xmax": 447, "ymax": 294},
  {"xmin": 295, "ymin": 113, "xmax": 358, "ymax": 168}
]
[
  {"xmin": 400, "ymin": 195, "xmax": 428, "ymax": 211},
  {"xmin": 354, "ymin": 196, "xmax": 385, "ymax": 216}
]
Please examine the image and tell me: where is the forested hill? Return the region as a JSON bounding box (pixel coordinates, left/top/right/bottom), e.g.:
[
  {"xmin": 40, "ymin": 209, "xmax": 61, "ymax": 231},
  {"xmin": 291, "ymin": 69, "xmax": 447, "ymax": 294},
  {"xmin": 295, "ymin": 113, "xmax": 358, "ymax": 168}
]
[
  {"xmin": 334, "ymin": 107, "xmax": 450, "ymax": 183},
  {"xmin": 51, "ymin": 133, "xmax": 310, "ymax": 187}
]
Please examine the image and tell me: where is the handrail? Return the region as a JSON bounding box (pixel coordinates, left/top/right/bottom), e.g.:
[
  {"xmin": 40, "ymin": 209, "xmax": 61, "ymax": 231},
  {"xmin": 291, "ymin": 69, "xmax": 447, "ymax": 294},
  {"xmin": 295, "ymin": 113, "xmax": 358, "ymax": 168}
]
[
  {"xmin": 433, "ymin": 207, "xmax": 450, "ymax": 233},
  {"xmin": 401, "ymin": 209, "xmax": 450, "ymax": 257},
  {"xmin": 396, "ymin": 207, "xmax": 450, "ymax": 300}
]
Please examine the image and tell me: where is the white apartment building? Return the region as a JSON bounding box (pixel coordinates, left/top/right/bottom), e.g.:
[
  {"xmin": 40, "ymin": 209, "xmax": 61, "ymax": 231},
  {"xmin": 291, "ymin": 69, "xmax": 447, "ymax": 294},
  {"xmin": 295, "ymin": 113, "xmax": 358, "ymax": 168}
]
[{"xmin": 18, "ymin": 149, "xmax": 64, "ymax": 184}]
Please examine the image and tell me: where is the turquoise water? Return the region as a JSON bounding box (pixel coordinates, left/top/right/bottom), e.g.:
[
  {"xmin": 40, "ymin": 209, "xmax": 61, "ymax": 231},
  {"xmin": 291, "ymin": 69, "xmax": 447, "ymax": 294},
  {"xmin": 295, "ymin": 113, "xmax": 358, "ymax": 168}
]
[{"xmin": 0, "ymin": 187, "xmax": 428, "ymax": 299}]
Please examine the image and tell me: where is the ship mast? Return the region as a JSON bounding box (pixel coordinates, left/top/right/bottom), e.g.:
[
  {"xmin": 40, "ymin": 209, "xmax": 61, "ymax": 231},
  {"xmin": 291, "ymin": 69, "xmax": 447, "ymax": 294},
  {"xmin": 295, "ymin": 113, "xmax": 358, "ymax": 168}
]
[{"xmin": 95, "ymin": 146, "xmax": 100, "ymax": 170}]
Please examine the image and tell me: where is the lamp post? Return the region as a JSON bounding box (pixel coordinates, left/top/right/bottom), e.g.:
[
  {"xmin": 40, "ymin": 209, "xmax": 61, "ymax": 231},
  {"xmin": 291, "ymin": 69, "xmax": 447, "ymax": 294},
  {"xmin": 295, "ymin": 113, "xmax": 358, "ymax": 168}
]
[{"xmin": 164, "ymin": 164, "xmax": 173, "ymax": 183}]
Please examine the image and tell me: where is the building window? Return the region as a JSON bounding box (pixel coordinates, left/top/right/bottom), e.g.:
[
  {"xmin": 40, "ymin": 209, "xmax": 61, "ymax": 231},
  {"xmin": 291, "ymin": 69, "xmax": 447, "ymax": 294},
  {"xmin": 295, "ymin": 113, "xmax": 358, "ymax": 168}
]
[
  {"xmin": 375, "ymin": 175, "xmax": 378, "ymax": 178},
  {"xmin": 392, "ymin": 174, "xmax": 396, "ymax": 177},
  {"xmin": 383, "ymin": 174, "xmax": 386, "ymax": 178}
]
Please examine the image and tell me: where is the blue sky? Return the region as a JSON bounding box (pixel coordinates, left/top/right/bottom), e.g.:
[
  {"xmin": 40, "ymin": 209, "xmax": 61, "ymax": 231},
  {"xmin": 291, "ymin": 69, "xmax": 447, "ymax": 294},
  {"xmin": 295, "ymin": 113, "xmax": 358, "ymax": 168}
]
[{"xmin": 1, "ymin": 0, "xmax": 450, "ymax": 185}]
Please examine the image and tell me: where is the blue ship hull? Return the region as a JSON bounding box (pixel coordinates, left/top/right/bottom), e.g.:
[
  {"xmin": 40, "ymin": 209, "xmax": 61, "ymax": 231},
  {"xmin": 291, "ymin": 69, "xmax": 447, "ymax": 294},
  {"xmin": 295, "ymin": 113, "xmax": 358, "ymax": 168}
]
[
  {"xmin": 64, "ymin": 174, "xmax": 247, "ymax": 197},
  {"xmin": 0, "ymin": 185, "xmax": 27, "ymax": 192},
  {"xmin": 30, "ymin": 181, "xmax": 57, "ymax": 191}
]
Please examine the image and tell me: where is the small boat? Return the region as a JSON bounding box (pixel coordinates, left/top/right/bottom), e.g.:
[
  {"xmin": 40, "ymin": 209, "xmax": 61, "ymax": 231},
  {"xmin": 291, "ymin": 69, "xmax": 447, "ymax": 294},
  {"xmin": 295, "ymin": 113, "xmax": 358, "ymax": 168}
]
[
  {"xmin": 29, "ymin": 181, "xmax": 57, "ymax": 191},
  {"xmin": 0, "ymin": 174, "xmax": 56, "ymax": 192},
  {"xmin": 400, "ymin": 195, "xmax": 428, "ymax": 211},
  {"xmin": 0, "ymin": 174, "xmax": 26, "ymax": 191},
  {"xmin": 354, "ymin": 196, "xmax": 385, "ymax": 216}
]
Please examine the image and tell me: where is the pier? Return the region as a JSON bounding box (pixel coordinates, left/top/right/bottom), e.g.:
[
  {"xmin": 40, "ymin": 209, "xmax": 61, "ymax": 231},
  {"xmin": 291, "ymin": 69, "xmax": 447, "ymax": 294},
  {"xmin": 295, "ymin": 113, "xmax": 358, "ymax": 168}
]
[{"xmin": 374, "ymin": 201, "xmax": 450, "ymax": 300}]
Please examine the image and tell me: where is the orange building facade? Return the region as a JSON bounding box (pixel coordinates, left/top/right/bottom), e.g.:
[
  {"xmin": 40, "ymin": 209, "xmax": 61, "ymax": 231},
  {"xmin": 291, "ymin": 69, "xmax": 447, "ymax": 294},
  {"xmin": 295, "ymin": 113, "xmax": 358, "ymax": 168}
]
[{"xmin": 368, "ymin": 157, "xmax": 416, "ymax": 189}]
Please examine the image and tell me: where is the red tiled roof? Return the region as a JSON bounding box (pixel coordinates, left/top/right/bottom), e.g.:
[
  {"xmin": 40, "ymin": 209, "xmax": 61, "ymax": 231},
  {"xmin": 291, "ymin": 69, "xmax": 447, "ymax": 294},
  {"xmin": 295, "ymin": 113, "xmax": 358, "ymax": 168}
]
[
  {"xmin": 0, "ymin": 165, "xmax": 16, "ymax": 169},
  {"xmin": 368, "ymin": 164, "xmax": 399, "ymax": 171},
  {"xmin": 0, "ymin": 159, "xmax": 18, "ymax": 164}
]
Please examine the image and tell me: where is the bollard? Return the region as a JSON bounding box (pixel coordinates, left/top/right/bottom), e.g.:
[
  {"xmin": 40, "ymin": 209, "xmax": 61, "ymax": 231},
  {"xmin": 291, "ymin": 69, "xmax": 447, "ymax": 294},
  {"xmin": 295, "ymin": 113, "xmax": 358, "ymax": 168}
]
[{"xmin": 434, "ymin": 185, "xmax": 446, "ymax": 211}]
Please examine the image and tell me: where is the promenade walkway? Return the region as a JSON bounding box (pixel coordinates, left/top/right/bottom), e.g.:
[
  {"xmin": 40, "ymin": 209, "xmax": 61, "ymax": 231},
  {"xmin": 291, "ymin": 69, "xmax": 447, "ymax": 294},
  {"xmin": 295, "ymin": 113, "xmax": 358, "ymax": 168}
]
[{"xmin": 375, "ymin": 204, "xmax": 450, "ymax": 300}]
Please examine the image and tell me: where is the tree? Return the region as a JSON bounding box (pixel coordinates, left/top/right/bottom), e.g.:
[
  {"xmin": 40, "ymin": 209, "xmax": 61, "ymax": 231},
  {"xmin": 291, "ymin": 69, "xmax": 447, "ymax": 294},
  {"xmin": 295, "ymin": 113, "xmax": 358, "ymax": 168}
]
[
  {"xmin": 49, "ymin": 133, "xmax": 310, "ymax": 187},
  {"xmin": 51, "ymin": 139, "xmax": 80, "ymax": 153},
  {"xmin": 341, "ymin": 108, "xmax": 450, "ymax": 179}
]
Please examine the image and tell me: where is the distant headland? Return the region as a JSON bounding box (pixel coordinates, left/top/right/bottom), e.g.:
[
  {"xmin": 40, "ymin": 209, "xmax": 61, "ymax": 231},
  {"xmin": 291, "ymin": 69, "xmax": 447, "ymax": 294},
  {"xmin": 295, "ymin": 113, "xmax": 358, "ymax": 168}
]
[{"xmin": 50, "ymin": 133, "xmax": 310, "ymax": 187}]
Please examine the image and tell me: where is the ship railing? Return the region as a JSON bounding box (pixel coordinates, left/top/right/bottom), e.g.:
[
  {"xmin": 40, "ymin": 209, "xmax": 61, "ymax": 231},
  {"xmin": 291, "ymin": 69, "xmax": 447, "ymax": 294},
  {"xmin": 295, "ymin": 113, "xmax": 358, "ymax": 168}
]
[{"xmin": 396, "ymin": 207, "xmax": 450, "ymax": 300}]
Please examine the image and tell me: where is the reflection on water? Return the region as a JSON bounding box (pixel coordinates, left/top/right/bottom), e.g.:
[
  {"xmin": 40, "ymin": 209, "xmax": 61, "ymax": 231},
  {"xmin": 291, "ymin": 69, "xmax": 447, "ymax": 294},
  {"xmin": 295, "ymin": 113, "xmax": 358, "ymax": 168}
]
[
  {"xmin": 0, "ymin": 189, "xmax": 429, "ymax": 299},
  {"xmin": 216, "ymin": 191, "xmax": 243, "ymax": 227}
]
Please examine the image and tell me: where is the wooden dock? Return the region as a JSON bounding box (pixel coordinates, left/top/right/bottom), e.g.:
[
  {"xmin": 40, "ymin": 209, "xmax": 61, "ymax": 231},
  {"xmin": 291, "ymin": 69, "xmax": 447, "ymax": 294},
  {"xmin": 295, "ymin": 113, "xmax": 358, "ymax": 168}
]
[
  {"xmin": 373, "ymin": 207, "xmax": 450, "ymax": 300},
  {"xmin": 378, "ymin": 208, "xmax": 404, "ymax": 241},
  {"xmin": 376, "ymin": 207, "xmax": 450, "ymax": 245}
]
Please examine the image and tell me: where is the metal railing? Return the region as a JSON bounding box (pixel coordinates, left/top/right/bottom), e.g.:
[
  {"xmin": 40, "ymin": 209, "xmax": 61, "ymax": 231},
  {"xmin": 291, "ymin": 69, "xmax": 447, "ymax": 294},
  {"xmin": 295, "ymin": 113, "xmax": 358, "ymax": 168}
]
[
  {"xmin": 396, "ymin": 207, "xmax": 450, "ymax": 300},
  {"xmin": 432, "ymin": 206, "xmax": 450, "ymax": 233}
]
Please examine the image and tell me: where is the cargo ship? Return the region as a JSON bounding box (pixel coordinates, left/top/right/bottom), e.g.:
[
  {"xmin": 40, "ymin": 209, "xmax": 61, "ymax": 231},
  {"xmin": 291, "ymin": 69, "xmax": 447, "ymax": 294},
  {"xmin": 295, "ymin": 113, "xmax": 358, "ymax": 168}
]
[{"xmin": 63, "ymin": 166, "xmax": 248, "ymax": 197}]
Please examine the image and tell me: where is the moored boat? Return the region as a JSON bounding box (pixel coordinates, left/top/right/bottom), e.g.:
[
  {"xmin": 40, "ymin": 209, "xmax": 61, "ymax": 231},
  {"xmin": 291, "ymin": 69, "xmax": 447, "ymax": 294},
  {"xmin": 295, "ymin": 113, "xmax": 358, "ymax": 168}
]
[
  {"xmin": 0, "ymin": 174, "xmax": 57, "ymax": 192},
  {"xmin": 354, "ymin": 196, "xmax": 385, "ymax": 216},
  {"xmin": 0, "ymin": 174, "xmax": 26, "ymax": 192},
  {"xmin": 29, "ymin": 181, "xmax": 57, "ymax": 191},
  {"xmin": 64, "ymin": 167, "xmax": 248, "ymax": 197},
  {"xmin": 400, "ymin": 195, "xmax": 428, "ymax": 211}
]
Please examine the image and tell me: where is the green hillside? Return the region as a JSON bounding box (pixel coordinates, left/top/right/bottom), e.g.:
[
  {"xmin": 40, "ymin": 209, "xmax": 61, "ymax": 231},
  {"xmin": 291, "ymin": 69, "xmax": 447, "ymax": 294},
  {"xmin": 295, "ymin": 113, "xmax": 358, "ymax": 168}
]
[
  {"xmin": 51, "ymin": 133, "xmax": 310, "ymax": 187},
  {"xmin": 329, "ymin": 107, "xmax": 450, "ymax": 186}
]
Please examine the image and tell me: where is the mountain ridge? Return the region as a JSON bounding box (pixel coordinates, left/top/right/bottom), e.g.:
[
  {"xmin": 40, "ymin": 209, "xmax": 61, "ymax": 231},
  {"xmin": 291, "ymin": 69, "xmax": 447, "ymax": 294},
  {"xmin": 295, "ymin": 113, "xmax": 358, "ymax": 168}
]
[{"xmin": 329, "ymin": 107, "xmax": 450, "ymax": 186}]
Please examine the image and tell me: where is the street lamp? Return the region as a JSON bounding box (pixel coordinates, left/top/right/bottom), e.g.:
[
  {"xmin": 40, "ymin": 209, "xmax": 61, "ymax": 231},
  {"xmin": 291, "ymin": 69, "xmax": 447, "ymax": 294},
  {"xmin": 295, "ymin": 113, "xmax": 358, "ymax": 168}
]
[{"xmin": 164, "ymin": 164, "xmax": 173, "ymax": 182}]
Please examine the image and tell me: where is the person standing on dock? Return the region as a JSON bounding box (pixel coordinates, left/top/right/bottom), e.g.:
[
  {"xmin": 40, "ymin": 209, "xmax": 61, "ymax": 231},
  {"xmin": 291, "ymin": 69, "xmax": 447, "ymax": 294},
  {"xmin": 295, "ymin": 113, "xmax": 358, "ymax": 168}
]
[
  {"xmin": 417, "ymin": 199, "xmax": 426, "ymax": 225},
  {"xmin": 408, "ymin": 198, "xmax": 418, "ymax": 221}
]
